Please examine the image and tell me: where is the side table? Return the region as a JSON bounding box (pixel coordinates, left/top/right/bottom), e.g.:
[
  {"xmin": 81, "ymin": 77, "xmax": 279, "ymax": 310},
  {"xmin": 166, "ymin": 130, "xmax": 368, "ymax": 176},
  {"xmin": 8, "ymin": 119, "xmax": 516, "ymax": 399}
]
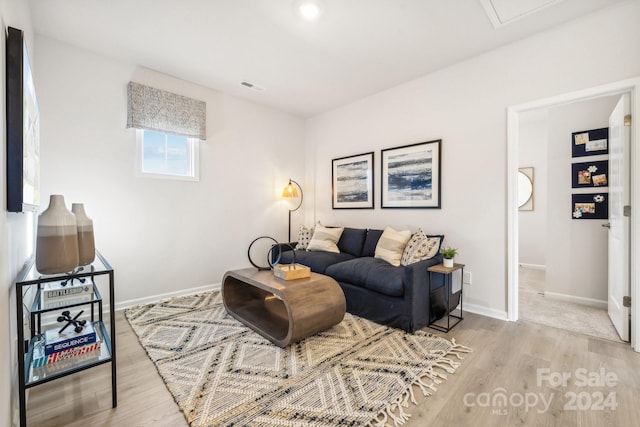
[{"xmin": 427, "ymin": 263, "xmax": 464, "ymax": 332}]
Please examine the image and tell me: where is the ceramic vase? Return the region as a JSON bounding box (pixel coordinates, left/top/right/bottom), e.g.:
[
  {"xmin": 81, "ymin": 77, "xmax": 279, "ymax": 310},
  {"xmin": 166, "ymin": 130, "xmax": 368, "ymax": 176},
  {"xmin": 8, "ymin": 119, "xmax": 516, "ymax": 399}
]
[
  {"xmin": 36, "ymin": 195, "xmax": 79, "ymax": 274},
  {"xmin": 443, "ymin": 258, "xmax": 454, "ymax": 268},
  {"xmin": 71, "ymin": 203, "xmax": 96, "ymax": 266}
]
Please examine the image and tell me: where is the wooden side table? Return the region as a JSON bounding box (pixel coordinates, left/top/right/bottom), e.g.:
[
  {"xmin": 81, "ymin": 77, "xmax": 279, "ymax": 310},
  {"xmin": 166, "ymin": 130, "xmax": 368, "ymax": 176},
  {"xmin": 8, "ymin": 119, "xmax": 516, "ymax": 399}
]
[{"xmin": 427, "ymin": 263, "xmax": 464, "ymax": 332}]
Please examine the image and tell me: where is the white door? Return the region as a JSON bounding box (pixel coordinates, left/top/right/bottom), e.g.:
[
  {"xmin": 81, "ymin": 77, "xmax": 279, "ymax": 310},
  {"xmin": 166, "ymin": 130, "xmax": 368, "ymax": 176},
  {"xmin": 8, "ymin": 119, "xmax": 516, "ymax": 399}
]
[{"xmin": 608, "ymin": 94, "xmax": 630, "ymax": 341}]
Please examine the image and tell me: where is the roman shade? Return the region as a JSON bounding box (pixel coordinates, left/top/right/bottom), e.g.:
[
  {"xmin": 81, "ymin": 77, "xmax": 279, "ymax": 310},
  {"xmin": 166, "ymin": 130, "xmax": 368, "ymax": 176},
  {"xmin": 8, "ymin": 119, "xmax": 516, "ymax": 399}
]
[{"xmin": 126, "ymin": 81, "xmax": 206, "ymax": 140}]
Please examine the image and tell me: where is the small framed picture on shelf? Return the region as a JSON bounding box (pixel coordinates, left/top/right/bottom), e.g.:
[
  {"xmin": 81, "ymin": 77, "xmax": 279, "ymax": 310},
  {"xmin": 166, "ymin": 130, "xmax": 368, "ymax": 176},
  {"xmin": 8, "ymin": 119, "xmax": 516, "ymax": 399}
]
[
  {"xmin": 571, "ymin": 160, "xmax": 608, "ymax": 188},
  {"xmin": 572, "ymin": 193, "xmax": 608, "ymax": 220},
  {"xmin": 332, "ymin": 152, "xmax": 374, "ymax": 209}
]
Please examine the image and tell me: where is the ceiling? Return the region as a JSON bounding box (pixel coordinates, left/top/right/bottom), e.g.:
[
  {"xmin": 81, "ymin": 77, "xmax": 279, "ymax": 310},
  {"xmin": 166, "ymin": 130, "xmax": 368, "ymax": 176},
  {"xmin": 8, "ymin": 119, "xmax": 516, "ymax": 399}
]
[{"xmin": 29, "ymin": 0, "xmax": 628, "ymax": 117}]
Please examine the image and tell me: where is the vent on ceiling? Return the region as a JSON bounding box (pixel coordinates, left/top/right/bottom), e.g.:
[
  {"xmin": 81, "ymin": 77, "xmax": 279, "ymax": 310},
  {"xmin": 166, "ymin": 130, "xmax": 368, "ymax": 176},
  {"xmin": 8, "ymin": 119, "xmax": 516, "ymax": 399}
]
[
  {"xmin": 480, "ymin": 0, "xmax": 565, "ymax": 29},
  {"xmin": 240, "ymin": 81, "xmax": 265, "ymax": 92}
]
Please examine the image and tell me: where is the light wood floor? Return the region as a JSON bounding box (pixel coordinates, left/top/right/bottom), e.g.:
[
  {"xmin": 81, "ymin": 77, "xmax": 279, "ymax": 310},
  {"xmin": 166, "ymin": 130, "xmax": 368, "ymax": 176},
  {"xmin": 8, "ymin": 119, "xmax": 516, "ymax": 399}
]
[{"xmin": 26, "ymin": 310, "xmax": 640, "ymax": 427}]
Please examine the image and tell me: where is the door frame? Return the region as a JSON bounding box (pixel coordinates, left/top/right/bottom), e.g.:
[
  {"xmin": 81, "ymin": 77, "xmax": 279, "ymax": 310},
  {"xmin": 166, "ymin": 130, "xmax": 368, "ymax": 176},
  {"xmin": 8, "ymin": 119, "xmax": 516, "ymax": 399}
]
[{"xmin": 507, "ymin": 77, "xmax": 640, "ymax": 352}]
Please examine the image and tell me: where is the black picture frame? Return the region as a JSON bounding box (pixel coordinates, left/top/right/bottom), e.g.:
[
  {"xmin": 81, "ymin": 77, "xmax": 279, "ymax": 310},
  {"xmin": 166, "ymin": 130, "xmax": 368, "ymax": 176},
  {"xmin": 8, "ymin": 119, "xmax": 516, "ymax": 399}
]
[
  {"xmin": 6, "ymin": 26, "xmax": 40, "ymax": 213},
  {"xmin": 571, "ymin": 160, "xmax": 609, "ymax": 188},
  {"xmin": 572, "ymin": 193, "xmax": 608, "ymax": 220},
  {"xmin": 332, "ymin": 152, "xmax": 374, "ymax": 209},
  {"xmin": 571, "ymin": 127, "xmax": 608, "ymax": 158},
  {"xmin": 381, "ymin": 140, "xmax": 441, "ymax": 209}
]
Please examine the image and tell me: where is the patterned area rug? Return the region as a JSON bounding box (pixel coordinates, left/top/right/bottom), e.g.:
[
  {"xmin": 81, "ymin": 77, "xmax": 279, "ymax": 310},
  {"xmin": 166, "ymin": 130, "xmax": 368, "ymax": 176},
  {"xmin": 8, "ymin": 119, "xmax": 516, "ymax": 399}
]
[{"xmin": 125, "ymin": 290, "xmax": 470, "ymax": 426}]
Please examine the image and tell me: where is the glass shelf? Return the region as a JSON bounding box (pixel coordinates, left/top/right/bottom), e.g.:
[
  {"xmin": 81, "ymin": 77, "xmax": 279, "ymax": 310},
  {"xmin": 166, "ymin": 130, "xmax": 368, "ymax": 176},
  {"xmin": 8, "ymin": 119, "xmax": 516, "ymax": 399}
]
[
  {"xmin": 25, "ymin": 321, "xmax": 112, "ymax": 387},
  {"xmin": 16, "ymin": 251, "xmax": 113, "ymax": 285},
  {"xmin": 30, "ymin": 280, "xmax": 103, "ymax": 314}
]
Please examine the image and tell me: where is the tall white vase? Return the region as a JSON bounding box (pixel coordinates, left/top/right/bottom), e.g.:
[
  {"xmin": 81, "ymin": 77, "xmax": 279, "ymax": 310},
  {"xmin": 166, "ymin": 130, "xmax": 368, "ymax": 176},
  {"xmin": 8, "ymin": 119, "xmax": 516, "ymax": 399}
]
[
  {"xmin": 36, "ymin": 195, "xmax": 79, "ymax": 274},
  {"xmin": 72, "ymin": 203, "xmax": 96, "ymax": 266}
]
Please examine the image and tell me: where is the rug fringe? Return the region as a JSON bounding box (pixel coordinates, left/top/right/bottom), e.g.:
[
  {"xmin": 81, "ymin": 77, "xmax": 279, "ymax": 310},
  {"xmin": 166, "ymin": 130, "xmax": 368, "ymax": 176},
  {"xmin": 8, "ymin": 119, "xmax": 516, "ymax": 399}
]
[{"xmin": 367, "ymin": 343, "xmax": 471, "ymax": 427}]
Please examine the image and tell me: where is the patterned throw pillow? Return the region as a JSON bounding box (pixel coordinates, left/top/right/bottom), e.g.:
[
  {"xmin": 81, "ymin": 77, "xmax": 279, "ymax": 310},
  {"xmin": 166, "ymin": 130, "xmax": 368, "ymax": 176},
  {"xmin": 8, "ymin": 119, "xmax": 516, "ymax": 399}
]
[
  {"xmin": 307, "ymin": 224, "xmax": 344, "ymax": 253},
  {"xmin": 374, "ymin": 226, "xmax": 411, "ymax": 267},
  {"xmin": 401, "ymin": 228, "xmax": 441, "ymax": 266},
  {"xmin": 294, "ymin": 225, "xmax": 314, "ymax": 250}
]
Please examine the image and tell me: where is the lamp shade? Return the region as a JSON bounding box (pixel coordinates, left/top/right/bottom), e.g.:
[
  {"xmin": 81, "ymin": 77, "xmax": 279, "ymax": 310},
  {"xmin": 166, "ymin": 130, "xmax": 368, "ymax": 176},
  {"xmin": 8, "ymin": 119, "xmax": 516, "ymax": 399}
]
[{"xmin": 282, "ymin": 181, "xmax": 299, "ymax": 198}]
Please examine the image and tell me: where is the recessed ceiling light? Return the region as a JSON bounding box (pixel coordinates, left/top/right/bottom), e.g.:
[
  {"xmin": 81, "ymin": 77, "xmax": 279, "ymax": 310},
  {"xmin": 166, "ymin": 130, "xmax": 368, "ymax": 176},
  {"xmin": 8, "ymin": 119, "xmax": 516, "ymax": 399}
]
[{"xmin": 296, "ymin": 0, "xmax": 324, "ymax": 21}]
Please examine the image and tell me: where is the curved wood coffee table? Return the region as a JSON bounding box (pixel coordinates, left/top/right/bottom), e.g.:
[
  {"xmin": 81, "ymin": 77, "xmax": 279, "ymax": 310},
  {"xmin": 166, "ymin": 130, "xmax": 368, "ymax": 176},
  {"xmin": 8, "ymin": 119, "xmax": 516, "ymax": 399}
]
[{"xmin": 222, "ymin": 268, "xmax": 346, "ymax": 347}]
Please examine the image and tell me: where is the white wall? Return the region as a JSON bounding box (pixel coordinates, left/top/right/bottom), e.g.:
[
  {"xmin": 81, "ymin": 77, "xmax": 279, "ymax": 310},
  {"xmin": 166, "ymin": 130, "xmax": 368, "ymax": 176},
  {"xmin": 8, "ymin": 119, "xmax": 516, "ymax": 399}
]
[
  {"xmin": 0, "ymin": 0, "xmax": 37, "ymax": 425},
  {"xmin": 545, "ymin": 95, "xmax": 619, "ymax": 302},
  {"xmin": 35, "ymin": 36, "xmax": 306, "ymax": 305},
  {"xmin": 518, "ymin": 110, "xmax": 548, "ymax": 267},
  {"xmin": 304, "ymin": 1, "xmax": 640, "ymax": 318}
]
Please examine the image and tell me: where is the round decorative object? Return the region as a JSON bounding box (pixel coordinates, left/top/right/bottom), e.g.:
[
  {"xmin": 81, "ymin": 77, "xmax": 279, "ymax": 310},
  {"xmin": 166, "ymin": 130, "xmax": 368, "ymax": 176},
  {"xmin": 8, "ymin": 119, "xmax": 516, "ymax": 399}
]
[
  {"xmin": 247, "ymin": 236, "xmax": 280, "ymax": 271},
  {"xmin": 518, "ymin": 171, "xmax": 533, "ymax": 208},
  {"xmin": 71, "ymin": 203, "xmax": 96, "ymax": 266},
  {"xmin": 36, "ymin": 195, "xmax": 79, "ymax": 274},
  {"xmin": 443, "ymin": 258, "xmax": 454, "ymax": 268}
]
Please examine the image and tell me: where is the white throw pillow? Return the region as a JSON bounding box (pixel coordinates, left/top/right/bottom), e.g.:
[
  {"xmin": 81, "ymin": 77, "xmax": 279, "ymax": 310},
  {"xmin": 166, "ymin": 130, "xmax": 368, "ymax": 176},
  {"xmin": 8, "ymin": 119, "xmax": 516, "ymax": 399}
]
[
  {"xmin": 306, "ymin": 225, "xmax": 344, "ymax": 253},
  {"xmin": 375, "ymin": 227, "xmax": 411, "ymax": 266},
  {"xmin": 294, "ymin": 225, "xmax": 314, "ymax": 250},
  {"xmin": 401, "ymin": 228, "xmax": 441, "ymax": 266}
]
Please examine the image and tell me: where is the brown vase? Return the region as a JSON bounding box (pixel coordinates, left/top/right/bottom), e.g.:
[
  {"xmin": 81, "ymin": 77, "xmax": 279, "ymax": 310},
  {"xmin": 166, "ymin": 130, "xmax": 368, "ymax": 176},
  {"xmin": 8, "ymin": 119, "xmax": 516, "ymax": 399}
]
[
  {"xmin": 36, "ymin": 195, "xmax": 79, "ymax": 274},
  {"xmin": 71, "ymin": 203, "xmax": 96, "ymax": 266}
]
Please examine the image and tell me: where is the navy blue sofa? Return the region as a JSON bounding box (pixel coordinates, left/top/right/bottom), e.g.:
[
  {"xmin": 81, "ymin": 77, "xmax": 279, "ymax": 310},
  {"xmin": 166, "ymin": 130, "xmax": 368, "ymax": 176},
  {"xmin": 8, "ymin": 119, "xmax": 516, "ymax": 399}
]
[{"xmin": 278, "ymin": 227, "xmax": 445, "ymax": 333}]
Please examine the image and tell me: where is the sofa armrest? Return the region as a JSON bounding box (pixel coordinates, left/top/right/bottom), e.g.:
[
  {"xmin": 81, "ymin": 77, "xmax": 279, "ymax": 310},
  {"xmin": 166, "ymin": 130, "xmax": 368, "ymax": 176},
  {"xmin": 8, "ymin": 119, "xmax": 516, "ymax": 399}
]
[{"xmin": 402, "ymin": 255, "xmax": 444, "ymax": 331}]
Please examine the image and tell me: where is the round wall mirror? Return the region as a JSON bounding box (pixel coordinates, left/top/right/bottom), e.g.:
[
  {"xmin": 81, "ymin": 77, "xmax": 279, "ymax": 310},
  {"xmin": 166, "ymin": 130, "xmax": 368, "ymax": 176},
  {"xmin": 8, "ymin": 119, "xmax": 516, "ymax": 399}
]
[{"xmin": 518, "ymin": 171, "xmax": 533, "ymax": 208}]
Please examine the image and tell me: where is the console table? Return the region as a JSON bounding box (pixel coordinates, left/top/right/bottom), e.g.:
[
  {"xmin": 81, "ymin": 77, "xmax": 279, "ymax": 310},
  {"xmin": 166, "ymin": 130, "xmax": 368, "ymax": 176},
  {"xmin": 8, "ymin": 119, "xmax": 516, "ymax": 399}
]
[
  {"xmin": 14, "ymin": 252, "xmax": 116, "ymax": 427},
  {"xmin": 222, "ymin": 268, "xmax": 346, "ymax": 347}
]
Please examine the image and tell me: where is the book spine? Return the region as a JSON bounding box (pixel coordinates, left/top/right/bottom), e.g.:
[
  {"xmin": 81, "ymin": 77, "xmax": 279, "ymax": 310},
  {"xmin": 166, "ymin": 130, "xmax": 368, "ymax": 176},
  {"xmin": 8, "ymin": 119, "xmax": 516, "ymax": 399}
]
[
  {"xmin": 44, "ymin": 332, "xmax": 97, "ymax": 355},
  {"xmin": 32, "ymin": 341, "xmax": 101, "ymax": 367},
  {"xmin": 42, "ymin": 283, "xmax": 93, "ymax": 300}
]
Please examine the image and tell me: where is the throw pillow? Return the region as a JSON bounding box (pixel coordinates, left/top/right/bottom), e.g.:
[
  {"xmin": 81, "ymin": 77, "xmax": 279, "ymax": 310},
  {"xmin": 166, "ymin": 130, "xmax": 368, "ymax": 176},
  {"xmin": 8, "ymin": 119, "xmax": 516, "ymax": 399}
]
[
  {"xmin": 374, "ymin": 226, "xmax": 411, "ymax": 267},
  {"xmin": 401, "ymin": 228, "xmax": 442, "ymax": 266},
  {"xmin": 294, "ymin": 225, "xmax": 314, "ymax": 250},
  {"xmin": 307, "ymin": 224, "xmax": 344, "ymax": 253}
]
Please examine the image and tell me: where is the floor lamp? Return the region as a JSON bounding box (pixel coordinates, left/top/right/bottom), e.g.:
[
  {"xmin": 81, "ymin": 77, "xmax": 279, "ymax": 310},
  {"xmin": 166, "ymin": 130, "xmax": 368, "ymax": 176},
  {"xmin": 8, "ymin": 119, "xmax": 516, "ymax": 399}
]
[{"xmin": 282, "ymin": 179, "xmax": 303, "ymax": 242}]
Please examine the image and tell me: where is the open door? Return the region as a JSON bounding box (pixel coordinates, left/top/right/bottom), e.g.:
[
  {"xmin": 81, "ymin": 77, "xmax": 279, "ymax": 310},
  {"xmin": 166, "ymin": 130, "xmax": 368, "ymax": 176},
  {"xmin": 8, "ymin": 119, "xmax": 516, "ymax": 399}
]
[{"xmin": 608, "ymin": 94, "xmax": 631, "ymax": 341}]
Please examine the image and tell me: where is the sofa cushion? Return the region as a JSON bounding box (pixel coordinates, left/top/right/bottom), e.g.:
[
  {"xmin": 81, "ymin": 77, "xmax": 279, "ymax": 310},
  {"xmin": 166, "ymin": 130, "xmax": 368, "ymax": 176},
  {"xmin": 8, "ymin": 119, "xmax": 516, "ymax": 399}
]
[
  {"xmin": 294, "ymin": 225, "xmax": 314, "ymax": 250},
  {"xmin": 401, "ymin": 228, "xmax": 442, "ymax": 266},
  {"xmin": 362, "ymin": 229, "xmax": 384, "ymax": 257},
  {"xmin": 375, "ymin": 227, "xmax": 411, "ymax": 267},
  {"xmin": 325, "ymin": 257, "xmax": 404, "ymax": 297},
  {"xmin": 337, "ymin": 227, "xmax": 367, "ymax": 257},
  {"xmin": 280, "ymin": 249, "xmax": 354, "ymax": 274},
  {"xmin": 324, "ymin": 257, "xmax": 371, "ymax": 288},
  {"xmin": 307, "ymin": 225, "xmax": 344, "ymax": 253}
]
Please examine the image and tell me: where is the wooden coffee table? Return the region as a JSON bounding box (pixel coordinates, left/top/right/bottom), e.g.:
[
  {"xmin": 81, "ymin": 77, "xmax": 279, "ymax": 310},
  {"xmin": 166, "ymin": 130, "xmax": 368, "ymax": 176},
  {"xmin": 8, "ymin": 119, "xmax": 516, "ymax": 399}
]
[{"xmin": 222, "ymin": 268, "xmax": 346, "ymax": 347}]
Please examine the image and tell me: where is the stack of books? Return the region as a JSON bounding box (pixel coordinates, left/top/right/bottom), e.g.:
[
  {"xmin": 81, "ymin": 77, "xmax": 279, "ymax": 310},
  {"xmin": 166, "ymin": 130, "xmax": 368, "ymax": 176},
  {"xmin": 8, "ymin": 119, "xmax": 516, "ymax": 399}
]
[{"xmin": 32, "ymin": 321, "xmax": 101, "ymax": 370}]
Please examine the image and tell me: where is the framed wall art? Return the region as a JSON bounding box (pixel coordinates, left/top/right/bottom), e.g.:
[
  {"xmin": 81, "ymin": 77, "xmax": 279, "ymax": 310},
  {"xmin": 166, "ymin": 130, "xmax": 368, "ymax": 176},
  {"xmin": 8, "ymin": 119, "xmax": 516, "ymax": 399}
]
[
  {"xmin": 572, "ymin": 193, "xmax": 608, "ymax": 220},
  {"xmin": 571, "ymin": 160, "xmax": 608, "ymax": 188},
  {"xmin": 332, "ymin": 152, "xmax": 374, "ymax": 209},
  {"xmin": 6, "ymin": 26, "xmax": 40, "ymax": 213},
  {"xmin": 381, "ymin": 140, "xmax": 441, "ymax": 209}
]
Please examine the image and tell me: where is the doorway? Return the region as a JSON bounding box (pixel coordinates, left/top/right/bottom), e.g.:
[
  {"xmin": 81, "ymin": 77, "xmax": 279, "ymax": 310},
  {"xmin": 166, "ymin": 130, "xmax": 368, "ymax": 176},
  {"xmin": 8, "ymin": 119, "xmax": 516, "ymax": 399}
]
[
  {"xmin": 506, "ymin": 77, "xmax": 640, "ymax": 352},
  {"xmin": 517, "ymin": 96, "xmax": 622, "ymax": 341}
]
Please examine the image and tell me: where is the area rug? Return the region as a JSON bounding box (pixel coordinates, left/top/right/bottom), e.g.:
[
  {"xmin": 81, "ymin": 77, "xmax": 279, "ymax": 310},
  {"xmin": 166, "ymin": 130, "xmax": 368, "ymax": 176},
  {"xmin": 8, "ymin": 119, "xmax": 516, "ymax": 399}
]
[{"xmin": 124, "ymin": 290, "xmax": 471, "ymax": 426}]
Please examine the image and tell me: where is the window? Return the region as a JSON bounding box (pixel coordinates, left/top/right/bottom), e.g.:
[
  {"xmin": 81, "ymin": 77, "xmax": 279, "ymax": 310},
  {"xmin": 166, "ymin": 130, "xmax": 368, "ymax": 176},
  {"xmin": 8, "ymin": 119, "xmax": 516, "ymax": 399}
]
[{"xmin": 136, "ymin": 129, "xmax": 199, "ymax": 181}]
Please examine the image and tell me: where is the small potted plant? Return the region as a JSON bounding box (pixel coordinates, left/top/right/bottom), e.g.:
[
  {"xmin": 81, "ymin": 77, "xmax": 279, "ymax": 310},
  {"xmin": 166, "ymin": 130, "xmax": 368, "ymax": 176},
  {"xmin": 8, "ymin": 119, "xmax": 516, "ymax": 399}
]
[{"xmin": 440, "ymin": 246, "xmax": 457, "ymax": 268}]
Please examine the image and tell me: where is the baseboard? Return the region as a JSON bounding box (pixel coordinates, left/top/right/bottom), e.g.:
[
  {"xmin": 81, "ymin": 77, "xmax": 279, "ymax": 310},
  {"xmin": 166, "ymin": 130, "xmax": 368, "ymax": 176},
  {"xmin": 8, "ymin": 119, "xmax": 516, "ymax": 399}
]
[
  {"xmin": 519, "ymin": 263, "xmax": 546, "ymax": 270},
  {"xmin": 543, "ymin": 291, "xmax": 607, "ymax": 310},
  {"xmin": 115, "ymin": 283, "xmax": 221, "ymax": 311},
  {"xmin": 463, "ymin": 303, "xmax": 509, "ymax": 321}
]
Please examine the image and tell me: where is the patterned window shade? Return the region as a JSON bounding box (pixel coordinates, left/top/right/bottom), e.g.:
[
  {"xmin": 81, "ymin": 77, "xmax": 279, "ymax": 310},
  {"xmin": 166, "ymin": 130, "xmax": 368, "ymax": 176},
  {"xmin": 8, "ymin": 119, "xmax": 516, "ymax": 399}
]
[{"xmin": 126, "ymin": 82, "xmax": 206, "ymax": 140}]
